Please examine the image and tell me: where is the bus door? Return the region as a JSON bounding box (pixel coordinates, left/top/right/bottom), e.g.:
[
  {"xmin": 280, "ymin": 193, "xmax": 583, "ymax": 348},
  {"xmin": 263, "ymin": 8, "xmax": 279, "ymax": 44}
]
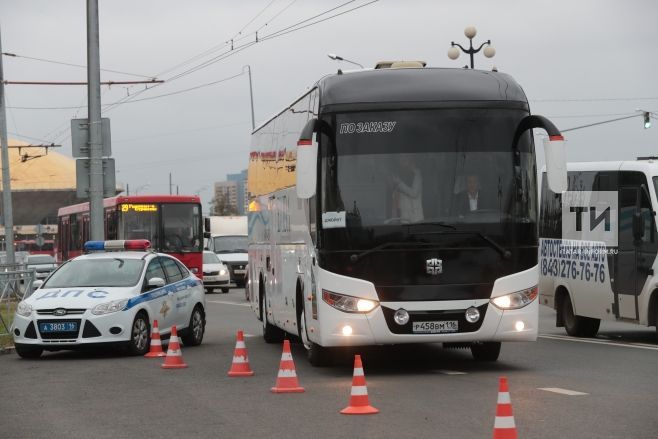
[{"xmin": 615, "ymin": 173, "xmax": 657, "ymax": 320}]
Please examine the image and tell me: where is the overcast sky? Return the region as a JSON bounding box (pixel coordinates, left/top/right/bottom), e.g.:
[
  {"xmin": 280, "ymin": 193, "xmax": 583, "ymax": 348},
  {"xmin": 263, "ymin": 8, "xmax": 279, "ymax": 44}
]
[{"xmin": 2, "ymin": 0, "xmax": 657, "ymax": 212}]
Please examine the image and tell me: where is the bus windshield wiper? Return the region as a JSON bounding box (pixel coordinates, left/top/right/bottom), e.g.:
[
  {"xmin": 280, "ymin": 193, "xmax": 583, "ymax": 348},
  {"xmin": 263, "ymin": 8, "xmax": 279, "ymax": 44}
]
[
  {"xmin": 350, "ymin": 241, "xmax": 435, "ymax": 263},
  {"xmin": 473, "ymin": 232, "xmax": 512, "ymax": 259},
  {"xmin": 410, "ymin": 228, "xmax": 511, "ymax": 259},
  {"xmin": 414, "ymin": 221, "xmax": 457, "ymax": 230}
]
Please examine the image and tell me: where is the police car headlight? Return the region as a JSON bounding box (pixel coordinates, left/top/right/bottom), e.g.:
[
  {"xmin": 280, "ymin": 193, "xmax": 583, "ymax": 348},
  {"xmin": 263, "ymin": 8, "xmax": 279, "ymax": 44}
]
[
  {"xmin": 16, "ymin": 301, "xmax": 33, "ymax": 317},
  {"xmin": 491, "ymin": 286, "xmax": 538, "ymax": 310},
  {"xmin": 92, "ymin": 299, "xmax": 129, "ymax": 315},
  {"xmin": 220, "ymin": 269, "xmax": 227, "ymax": 276},
  {"xmin": 322, "ymin": 290, "xmax": 378, "ymax": 313}
]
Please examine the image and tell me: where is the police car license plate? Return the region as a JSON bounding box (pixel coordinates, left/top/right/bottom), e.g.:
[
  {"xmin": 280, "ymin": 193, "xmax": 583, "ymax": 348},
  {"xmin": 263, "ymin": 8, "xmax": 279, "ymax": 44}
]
[
  {"xmin": 234, "ymin": 269, "xmax": 245, "ymax": 274},
  {"xmin": 412, "ymin": 321, "xmax": 458, "ymax": 334},
  {"xmin": 39, "ymin": 321, "xmax": 78, "ymax": 333}
]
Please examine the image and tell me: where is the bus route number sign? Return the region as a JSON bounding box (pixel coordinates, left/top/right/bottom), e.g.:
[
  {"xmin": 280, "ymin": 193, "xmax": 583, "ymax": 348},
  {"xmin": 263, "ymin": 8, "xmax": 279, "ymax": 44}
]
[{"xmin": 121, "ymin": 204, "xmax": 158, "ymax": 213}]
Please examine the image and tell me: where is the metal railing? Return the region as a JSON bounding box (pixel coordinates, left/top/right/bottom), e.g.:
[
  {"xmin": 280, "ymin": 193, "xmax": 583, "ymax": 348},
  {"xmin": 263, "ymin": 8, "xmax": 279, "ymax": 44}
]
[{"xmin": 0, "ymin": 263, "xmax": 36, "ymax": 339}]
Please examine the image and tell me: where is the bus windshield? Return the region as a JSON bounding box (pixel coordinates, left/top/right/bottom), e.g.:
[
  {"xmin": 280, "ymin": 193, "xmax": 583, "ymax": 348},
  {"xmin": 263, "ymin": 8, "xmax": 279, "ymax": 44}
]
[
  {"xmin": 119, "ymin": 203, "xmax": 202, "ymax": 253},
  {"xmin": 162, "ymin": 204, "xmax": 202, "ymax": 253},
  {"xmin": 653, "ymin": 176, "xmax": 658, "ymax": 200},
  {"xmin": 321, "ymin": 109, "xmax": 536, "ymax": 229}
]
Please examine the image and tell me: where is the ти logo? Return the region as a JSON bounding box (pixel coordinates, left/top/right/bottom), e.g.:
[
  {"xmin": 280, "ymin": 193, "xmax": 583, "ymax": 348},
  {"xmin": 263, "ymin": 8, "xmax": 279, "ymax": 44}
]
[{"xmin": 562, "ymin": 191, "xmax": 618, "ymax": 246}]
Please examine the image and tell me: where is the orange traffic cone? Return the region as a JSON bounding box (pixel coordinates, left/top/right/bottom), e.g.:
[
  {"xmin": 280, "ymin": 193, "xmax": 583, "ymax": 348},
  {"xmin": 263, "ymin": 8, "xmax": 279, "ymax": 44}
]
[
  {"xmin": 144, "ymin": 319, "xmax": 166, "ymax": 358},
  {"xmin": 161, "ymin": 326, "xmax": 188, "ymax": 369},
  {"xmin": 340, "ymin": 354, "xmax": 379, "ymax": 415},
  {"xmin": 493, "ymin": 377, "xmax": 518, "ymax": 439},
  {"xmin": 271, "ymin": 339, "xmax": 305, "ymax": 393},
  {"xmin": 227, "ymin": 330, "xmax": 255, "ymax": 377}
]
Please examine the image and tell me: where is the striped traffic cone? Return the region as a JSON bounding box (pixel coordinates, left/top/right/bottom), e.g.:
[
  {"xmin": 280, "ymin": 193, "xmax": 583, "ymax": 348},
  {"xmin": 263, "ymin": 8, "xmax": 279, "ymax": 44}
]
[
  {"xmin": 144, "ymin": 319, "xmax": 166, "ymax": 358},
  {"xmin": 493, "ymin": 377, "xmax": 518, "ymax": 439},
  {"xmin": 340, "ymin": 354, "xmax": 379, "ymax": 415},
  {"xmin": 271, "ymin": 339, "xmax": 304, "ymax": 393},
  {"xmin": 161, "ymin": 326, "xmax": 188, "ymax": 369},
  {"xmin": 227, "ymin": 330, "xmax": 255, "ymax": 377}
]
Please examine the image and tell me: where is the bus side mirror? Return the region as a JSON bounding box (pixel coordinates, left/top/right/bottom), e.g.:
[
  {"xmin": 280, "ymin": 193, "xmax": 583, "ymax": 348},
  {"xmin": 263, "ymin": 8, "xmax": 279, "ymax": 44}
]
[
  {"xmin": 514, "ymin": 115, "xmax": 567, "ymax": 193},
  {"xmin": 204, "ymin": 217, "xmax": 211, "ymax": 232},
  {"xmin": 543, "ymin": 136, "xmax": 567, "ymax": 193},
  {"xmin": 296, "ymin": 118, "xmax": 318, "ymax": 199},
  {"xmin": 203, "ymin": 232, "xmax": 211, "ymax": 239},
  {"xmin": 632, "ymin": 211, "xmax": 645, "ymax": 241}
]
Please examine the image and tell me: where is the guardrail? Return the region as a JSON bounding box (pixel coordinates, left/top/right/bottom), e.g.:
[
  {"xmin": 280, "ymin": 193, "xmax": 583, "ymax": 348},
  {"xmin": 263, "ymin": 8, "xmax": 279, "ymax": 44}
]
[{"xmin": 0, "ymin": 264, "xmax": 36, "ymax": 342}]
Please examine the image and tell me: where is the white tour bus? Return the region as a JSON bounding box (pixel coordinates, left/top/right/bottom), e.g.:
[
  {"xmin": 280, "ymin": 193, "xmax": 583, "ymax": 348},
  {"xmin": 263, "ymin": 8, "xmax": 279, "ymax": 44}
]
[
  {"xmin": 539, "ymin": 158, "xmax": 658, "ymax": 337},
  {"xmin": 247, "ymin": 63, "xmax": 567, "ymax": 365}
]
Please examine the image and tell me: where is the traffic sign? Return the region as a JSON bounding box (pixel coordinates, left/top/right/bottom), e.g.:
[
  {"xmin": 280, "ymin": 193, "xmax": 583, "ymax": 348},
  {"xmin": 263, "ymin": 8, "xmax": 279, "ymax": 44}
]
[
  {"xmin": 71, "ymin": 118, "xmax": 112, "ymax": 157},
  {"xmin": 35, "ymin": 236, "xmax": 45, "ymax": 247},
  {"xmin": 76, "ymin": 158, "xmax": 116, "ymax": 198}
]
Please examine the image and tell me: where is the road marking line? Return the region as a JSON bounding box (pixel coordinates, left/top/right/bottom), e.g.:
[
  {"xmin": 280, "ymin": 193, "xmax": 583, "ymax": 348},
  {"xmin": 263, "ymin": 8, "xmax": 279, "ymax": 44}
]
[
  {"xmin": 207, "ymin": 300, "xmax": 250, "ymax": 307},
  {"xmin": 539, "ymin": 334, "xmax": 658, "ymax": 351},
  {"xmin": 538, "ymin": 387, "xmax": 588, "ymax": 396},
  {"xmin": 437, "ymin": 370, "xmax": 467, "ymax": 375}
]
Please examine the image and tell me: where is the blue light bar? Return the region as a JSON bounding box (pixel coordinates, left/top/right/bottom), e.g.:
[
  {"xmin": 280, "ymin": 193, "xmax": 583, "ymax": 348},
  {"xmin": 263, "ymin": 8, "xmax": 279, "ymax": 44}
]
[{"xmin": 84, "ymin": 241, "xmax": 105, "ymax": 251}]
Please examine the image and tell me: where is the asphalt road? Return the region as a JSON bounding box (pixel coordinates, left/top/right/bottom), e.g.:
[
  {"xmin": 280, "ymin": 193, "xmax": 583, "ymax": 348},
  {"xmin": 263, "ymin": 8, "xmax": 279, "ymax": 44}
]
[{"xmin": 1, "ymin": 290, "xmax": 657, "ymax": 439}]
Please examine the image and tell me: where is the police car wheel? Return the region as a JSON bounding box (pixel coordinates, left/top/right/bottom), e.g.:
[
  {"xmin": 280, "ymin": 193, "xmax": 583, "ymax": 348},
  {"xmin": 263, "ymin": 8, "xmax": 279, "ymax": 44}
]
[
  {"xmin": 127, "ymin": 312, "xmax": 150, "ymax": 356},
  {"xmin": 221, "ymin": 288, "xmax": 229, "ymax": 294},
  {"xmin": 14, "ymin": 343, "xmax": 43, "ymax": 359},
  {"xmin": 181, "ymin": 305, "xmax": 205, "ymax": 346}
]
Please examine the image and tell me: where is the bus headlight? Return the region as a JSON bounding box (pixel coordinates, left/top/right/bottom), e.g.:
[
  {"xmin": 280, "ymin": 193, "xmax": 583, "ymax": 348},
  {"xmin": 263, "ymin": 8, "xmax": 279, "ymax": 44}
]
[
  {"xmin": 490, "ymin": 286, "xmax": 538, "ymax": 310},
  {"xmin": 322, "ymin": 290, "xmax": 379, "ymax": 313}
]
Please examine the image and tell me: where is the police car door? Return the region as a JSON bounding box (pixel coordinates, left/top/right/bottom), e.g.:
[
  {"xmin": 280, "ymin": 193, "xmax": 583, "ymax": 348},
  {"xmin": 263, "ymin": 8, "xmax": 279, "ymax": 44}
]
[
  {"xmin": 143, "ymin": 257, "xmax": 176, "ymax": 331},
  {"xmin": 160, "ymin": 256, "xmax": 185, "ymax": 328}
]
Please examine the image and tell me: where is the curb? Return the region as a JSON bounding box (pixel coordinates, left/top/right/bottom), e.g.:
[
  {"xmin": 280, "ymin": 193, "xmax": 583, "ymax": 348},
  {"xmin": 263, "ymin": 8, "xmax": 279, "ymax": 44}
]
[{"xmin": 0, "ymin": 345, "xmax": 16, "ymax": 355}]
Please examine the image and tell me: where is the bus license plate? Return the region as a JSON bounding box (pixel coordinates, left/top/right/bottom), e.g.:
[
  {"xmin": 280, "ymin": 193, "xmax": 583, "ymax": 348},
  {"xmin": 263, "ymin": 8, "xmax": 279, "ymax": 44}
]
[
  {"xmin": 412, "ymin": 321, "xmax": 458, "ymax": 334},
  {"xmin": 39, "ymin": 322, "xmax": 78, "ymax": 333}
]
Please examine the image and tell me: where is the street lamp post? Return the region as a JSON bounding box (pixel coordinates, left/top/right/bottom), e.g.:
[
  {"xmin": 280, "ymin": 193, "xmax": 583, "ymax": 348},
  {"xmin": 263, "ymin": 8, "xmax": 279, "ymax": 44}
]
[
  {"xmin": 327, "ymin": 53, "xmax": 364, "ymax": 69},
  {"xmin": 447, "ymin": 26, "xmax": 495, "ymax": 69}
]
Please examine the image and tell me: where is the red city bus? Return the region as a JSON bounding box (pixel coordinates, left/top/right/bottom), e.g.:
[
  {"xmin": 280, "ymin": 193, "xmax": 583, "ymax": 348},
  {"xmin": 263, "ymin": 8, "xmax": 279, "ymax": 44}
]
[
  {"xmin": 57, "ymin": 195, "xmax": 203, "ymax": 274},
  {"xmin": 15, "ymin": 239, "xmax": 55, "ymax": 256}
]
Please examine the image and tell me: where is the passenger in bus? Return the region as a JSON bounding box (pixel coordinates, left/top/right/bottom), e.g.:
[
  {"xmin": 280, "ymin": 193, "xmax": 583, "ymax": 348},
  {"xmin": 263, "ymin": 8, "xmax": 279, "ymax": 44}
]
[
  {"xmin": 391, "ymin": 155, "xmax": 424, "ymax": 223},
  {"xmin": 454, "ymin": 174, "xmax": 492, "ymax": 214}
]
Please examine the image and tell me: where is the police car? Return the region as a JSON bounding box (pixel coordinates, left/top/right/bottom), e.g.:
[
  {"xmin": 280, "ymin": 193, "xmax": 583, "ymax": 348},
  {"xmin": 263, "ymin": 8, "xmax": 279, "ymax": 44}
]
[{"xmin": 11, "ymin": 240, "xmax": 206, "ymax": 358}]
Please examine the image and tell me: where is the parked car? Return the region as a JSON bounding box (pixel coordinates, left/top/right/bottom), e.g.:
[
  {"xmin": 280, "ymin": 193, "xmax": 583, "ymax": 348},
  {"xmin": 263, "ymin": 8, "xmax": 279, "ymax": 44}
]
[
  {"xmin": 202, "ymin": 250, "xmax": 230, "ymax": 293},
  {"xmin": 11, "ymin": 239, "xmax": 206, "ymax": 358},
  {"xmin": 26, "ymin": 254, "xmax": 58, "ymax": 281}
]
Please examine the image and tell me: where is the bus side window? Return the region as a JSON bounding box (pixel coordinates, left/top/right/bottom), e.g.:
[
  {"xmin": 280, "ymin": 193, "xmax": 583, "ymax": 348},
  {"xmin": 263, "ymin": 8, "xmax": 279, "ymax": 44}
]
[
  {"xmin": 106, "ymin": 210, "xmax": 118, "ymax": 240},
  {"xmin": 640, "ymin": 189, "xmax": 656, "ymax": 244}
]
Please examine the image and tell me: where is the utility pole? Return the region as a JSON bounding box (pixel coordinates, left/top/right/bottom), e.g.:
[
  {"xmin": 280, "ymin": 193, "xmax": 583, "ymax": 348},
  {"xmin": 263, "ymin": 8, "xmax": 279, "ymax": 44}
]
[
  {"xmin": 244, "ymin": 65, "xmax": 255, "ymax": 130},
  {"xmin": 0, "ymin": 25, "xmax": 15, "ymax": 264},
  {"xmin": 87, "ymin": 0, "xmax": 104, "ymax": 240},
  {"xmin": 169, "ymin": 173, "xmax": 172, "ymax": 195}
]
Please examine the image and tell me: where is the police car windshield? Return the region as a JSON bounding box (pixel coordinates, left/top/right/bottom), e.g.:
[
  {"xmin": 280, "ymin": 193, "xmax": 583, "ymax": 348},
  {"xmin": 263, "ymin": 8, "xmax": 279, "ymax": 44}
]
[
  {"xmin": 43, "ymin": 258, "xmax": 145, "ymax": 288},
  {"xmin": 203, "ymin": 252, "xmax": 221, "ymax": 264}
]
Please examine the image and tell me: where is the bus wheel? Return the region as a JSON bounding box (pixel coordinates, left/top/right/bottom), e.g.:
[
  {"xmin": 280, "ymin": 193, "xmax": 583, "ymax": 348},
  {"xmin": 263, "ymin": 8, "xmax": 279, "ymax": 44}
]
[
  {"xmin": 562, "ymin": 294, "xmax": 600, "ymax": 337},
  {"xmin": 470, "ymin": 342, "xmax": 501, "ymax": 361},
  {"xmin": 298, "ymin": 309, "xmax": 330, "ymax": 367},
  {"xmin": 261, "ymin": 288, "xmax": 284, "ymax": 343}
]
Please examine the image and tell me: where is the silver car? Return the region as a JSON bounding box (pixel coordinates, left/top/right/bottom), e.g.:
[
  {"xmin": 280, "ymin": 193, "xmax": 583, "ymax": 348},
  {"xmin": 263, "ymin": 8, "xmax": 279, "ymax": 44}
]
[{"xmin": 27, "ymin": 254, "xmax": 58, "ymax": 281}]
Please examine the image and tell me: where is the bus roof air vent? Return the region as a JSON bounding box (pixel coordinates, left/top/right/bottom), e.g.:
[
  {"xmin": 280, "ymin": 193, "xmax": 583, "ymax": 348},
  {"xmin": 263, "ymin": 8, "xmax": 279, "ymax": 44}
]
[{"xmin": 374, "ymin": 60, "xmax": 427, "ymax": 69}]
